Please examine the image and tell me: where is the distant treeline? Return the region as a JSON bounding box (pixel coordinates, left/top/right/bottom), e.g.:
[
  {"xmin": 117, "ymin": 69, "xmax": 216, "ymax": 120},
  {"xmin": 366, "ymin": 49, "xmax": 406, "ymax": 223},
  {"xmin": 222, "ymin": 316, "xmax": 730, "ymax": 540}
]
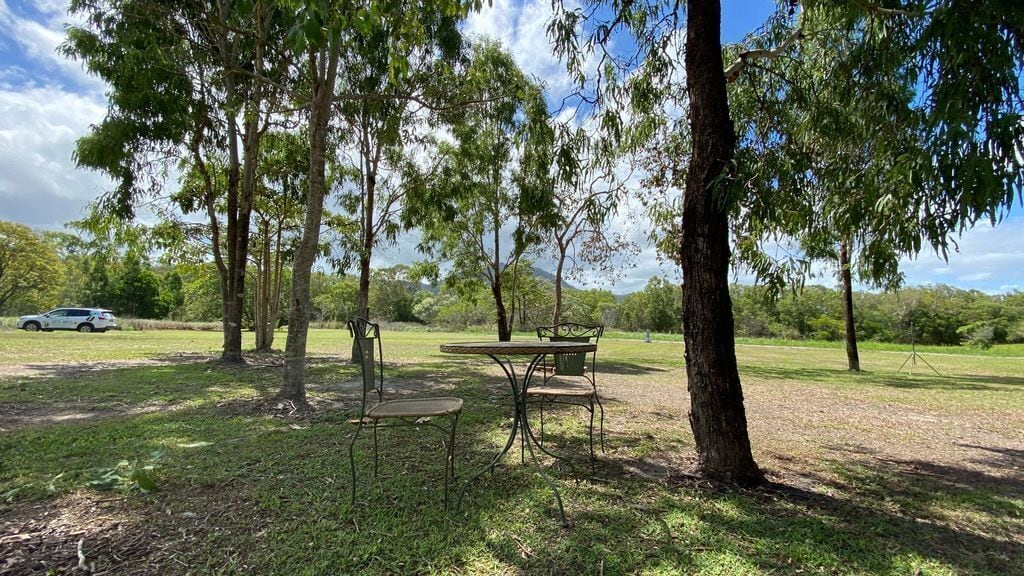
[
  {"xmin": 731, "ymin": 284, "xmax": 1024, "ymax": 347},
  {"xmin": 3, "ymin": 223, "xmax": 1020, "ymax": 347}
]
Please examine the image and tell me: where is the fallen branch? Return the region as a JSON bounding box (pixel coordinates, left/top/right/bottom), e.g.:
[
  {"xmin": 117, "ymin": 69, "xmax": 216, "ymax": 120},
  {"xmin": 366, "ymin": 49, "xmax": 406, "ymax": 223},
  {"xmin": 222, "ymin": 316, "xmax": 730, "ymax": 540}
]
[{"xmin": 76, "ymin": 538, "xmax": 92, "ymax": 572}]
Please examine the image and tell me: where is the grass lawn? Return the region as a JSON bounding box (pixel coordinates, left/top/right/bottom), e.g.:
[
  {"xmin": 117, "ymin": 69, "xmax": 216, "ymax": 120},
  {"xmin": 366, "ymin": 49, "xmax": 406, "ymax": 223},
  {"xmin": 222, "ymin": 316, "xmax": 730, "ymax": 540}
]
[{"xmin": 1, "ymin": 329, "xmax": 1021, "ymax": 575}]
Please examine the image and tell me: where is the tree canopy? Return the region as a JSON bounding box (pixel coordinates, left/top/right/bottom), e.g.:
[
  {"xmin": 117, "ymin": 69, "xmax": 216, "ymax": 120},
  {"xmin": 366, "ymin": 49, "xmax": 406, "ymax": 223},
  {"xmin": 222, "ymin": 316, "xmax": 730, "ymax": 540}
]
[{"xmin": 0, "ymin": 222, "xmax": 63, "ymax": 315}]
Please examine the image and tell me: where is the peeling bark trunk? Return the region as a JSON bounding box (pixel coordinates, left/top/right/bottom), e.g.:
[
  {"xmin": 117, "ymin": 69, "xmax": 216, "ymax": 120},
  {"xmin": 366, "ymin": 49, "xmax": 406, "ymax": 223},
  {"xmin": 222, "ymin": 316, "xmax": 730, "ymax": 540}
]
[
  {"xmin": 492, "ymin": 276, "xmax": 511, "ymax": 342},
  {"xmin": 840, "ymin": 239, "xmax": 861, "ymax": 371},
  {"xmin": 552, "ymin": 241, "xmax": 566, "ymax": 325},
  {"xmin": 222, "ymin": 97, "xmax": 244, "ymax": 363},
  {"xmin": 682, "ymin": 0, "xmax": 763, "ymax": 485},
  {"xmin": 279, "ymin": 41, "xmax": 339, "ymax": 406},
  {"xmin": 254, "ymin": 218, "xmax": 270, "ymax": 351}
]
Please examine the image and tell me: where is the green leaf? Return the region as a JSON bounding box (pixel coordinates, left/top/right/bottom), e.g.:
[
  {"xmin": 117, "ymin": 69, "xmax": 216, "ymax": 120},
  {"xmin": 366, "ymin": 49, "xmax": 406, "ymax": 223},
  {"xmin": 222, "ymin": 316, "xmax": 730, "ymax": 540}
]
[
  {"xmin": 150, "ymin": 444, "xmax": 168, "ymax": 460},
  {"xmin": 130, "ymin": 469, "xmax": 159, "ymax": 493}
]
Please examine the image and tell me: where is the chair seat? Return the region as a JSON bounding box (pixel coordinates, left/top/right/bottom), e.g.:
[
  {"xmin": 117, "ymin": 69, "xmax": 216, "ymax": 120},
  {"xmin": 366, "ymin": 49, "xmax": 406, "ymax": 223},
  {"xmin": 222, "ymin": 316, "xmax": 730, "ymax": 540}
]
[
  {"xmin": 366, "ymin": 397, "xmax": 463, "ymax": 419},
  {"xmin": 526, "ymin": 385, "xmax": 595, "ymax": 397}
]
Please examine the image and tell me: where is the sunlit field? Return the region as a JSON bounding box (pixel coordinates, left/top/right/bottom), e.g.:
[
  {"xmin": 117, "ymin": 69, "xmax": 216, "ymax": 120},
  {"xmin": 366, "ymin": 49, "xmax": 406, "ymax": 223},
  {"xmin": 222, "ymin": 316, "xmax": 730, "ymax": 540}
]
[{"xmin": 2, "ymin": 328, "xmax": 1021, "ymax": 575}]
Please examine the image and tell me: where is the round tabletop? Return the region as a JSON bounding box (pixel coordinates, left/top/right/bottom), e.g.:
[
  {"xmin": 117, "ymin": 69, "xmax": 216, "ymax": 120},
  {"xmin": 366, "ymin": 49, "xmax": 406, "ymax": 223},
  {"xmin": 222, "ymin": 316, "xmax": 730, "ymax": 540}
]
[{"xmin": 439, "ymin": 341, "xmax": 597, "ymax": 355}]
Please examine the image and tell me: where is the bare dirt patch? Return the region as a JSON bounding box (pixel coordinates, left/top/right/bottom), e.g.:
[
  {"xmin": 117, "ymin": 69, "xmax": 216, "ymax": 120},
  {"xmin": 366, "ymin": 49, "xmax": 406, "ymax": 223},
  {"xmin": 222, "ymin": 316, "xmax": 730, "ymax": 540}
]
[
  {"xmin": 1, "ymin": 493, "xmax": 164, "ymax": 575},
  {"xmin": 0, "ymin": 486, "xmax": 274, "ymax": 576},
  {"xmin": 0, "ymin": 354, "xmax": 215, "ymax": 383}
]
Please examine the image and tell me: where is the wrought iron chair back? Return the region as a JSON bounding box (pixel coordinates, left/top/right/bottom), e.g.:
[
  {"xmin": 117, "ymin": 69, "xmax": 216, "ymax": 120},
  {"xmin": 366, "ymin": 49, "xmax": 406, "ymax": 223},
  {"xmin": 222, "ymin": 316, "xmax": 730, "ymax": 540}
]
[
  {"xmin": 348, "ymin": 317, "xmax": 384, "ymax": 417},
  {"xmin": 531, "ymin": 323, "xmax": 606, "ymax": 462},
  {"xmin": 537, "ymin": 323, "xmax": 603, "ymax": 380}
]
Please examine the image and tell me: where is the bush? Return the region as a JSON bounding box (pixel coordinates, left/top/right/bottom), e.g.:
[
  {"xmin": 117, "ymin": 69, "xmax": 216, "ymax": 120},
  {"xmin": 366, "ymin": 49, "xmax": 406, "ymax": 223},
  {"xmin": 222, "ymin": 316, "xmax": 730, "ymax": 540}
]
[{"xmin": 957, "ymin": 321, "xmax": 996, "ymax": 350}]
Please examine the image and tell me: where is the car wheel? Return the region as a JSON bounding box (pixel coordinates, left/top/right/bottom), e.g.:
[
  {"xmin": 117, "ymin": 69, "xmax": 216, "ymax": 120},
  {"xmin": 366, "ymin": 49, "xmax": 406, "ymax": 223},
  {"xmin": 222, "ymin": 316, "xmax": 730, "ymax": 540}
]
[
  {"xmin": 77, "ymin": 323, "xmax": 94, "ymax": 333},
  {"xmin": 23, "ymin": 321, "xmax": 40, "ymax": 332}
]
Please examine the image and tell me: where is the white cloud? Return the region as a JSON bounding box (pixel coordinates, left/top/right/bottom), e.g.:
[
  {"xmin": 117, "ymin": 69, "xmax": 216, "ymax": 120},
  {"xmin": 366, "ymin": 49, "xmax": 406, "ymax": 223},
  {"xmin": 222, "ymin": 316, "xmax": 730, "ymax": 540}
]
[
  {"xmin": 0, "ymin": 0, "xmax": 104, "ymax": 94},
  {"xmin": 464, "ymin": 0, "xmax": 573, "ymax": 93},
  {"xmin": 898, "ymin": 221, "xmax": 1024, "ymax": 293},
  {"xmin": 0, "ymin": 87, "xmax": 110, "ymax": 228},
  {"xmin": 957, "ymin": 271, "xmax": 993, "ymax": 282}
]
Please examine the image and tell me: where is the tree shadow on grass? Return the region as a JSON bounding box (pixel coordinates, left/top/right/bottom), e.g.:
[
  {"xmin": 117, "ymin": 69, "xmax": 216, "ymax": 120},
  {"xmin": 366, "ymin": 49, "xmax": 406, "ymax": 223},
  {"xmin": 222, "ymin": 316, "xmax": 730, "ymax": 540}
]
[
  {"xmin": 955, "ymin": 443, "xmax": 1024, "ymax": 472},
  {"xmin": 442, "ymin": 425, "xmax": 1023, "ymax": 575},
  {"xmin": 596, "ymin": 360, "xmax": 673, "ymax": 376},
  {"xmin": 740, "ymin": 364, "xmax": 1024, "ymax": 391}
]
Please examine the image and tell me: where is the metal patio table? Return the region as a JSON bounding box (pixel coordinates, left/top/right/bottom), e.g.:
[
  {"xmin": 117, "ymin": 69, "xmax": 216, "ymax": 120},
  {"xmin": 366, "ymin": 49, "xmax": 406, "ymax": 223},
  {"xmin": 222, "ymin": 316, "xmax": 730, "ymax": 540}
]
[{"xmin": 439, "ymin": 340, "xmax": 597, "ymax": 526}]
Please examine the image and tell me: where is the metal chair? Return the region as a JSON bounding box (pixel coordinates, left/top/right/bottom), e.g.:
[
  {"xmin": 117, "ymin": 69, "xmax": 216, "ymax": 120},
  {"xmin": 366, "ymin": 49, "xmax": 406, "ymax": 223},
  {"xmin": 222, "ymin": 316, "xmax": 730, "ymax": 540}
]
[
  {"xmin": 527, "ymin": 323, "xmax": 605, "ymax": 463},
  {"xmin": 346, "ymin": 318, "xmax": 463, "ymax": 508}
]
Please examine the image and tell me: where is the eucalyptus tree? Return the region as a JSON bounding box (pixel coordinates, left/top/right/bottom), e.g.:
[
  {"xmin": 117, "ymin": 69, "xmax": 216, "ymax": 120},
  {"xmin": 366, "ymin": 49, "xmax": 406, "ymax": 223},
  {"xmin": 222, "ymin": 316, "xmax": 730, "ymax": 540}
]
[
  {"xmin": 547, "ymin": 148, "xmax": 637, "ymax": 324},
  {"xmin": 728, "ymin": 1, "xmax": 1022, "ymax": 372},
  {"xmin": 552, "ymin": 0, "xmax": 764, "ymax": 483},
  {"xmin": 550, "ymin": 0, "xmax": 1022, "ymax": 483},
  {"xmin": 727, "ymin": 5, "xmax": 917, "ymax": 372},
  {"xmin": 44, "ymin": 231, "xmax": 94, "ymax": 308},
  {"xmin": 251, "ymin": 131, "xmax": 309, "ymax": 351},
  {"xmin": 62, "ymin": 0, "xmax": 292, "ymax": 363},
  {"xmin": 331, "ymin": 15, "xmax": 448, "ymax": 327},
  {"xmin": 411, "ymin": 41, "xmax": 557, "ymax": 341},
  {"xmin": 277, "ymin": 0, "xmax": 474, "ymax": 405}
]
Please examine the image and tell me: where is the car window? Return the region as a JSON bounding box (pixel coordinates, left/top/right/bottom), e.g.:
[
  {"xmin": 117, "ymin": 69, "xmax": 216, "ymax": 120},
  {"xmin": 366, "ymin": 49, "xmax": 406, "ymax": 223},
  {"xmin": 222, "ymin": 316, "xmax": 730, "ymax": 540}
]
[
  {"xmin": 72, "ymin": 309, "xmax": 91, "ymax": 317},
  {"xmin": 47, "ymin": 309, "xmax": 67, "ymax": 317}
]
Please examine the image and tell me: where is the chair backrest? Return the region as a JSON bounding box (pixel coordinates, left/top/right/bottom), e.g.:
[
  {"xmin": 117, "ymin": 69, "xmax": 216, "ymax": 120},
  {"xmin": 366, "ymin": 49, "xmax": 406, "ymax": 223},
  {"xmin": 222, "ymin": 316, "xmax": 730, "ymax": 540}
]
[
  {"xmin": 536, "ymin": 323, "xmax": 604, "ymax": 377},
  {"xmin": 347, "ymin": 317, "xmax": 384, "ymax": 415}
]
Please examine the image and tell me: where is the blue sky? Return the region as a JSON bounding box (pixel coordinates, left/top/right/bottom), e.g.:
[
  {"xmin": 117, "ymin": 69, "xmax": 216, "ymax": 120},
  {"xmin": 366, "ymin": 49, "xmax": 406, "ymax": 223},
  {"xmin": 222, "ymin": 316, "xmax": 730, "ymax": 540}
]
[{"xmin": 1, "ymin": 0, "xmax": 1021, "ymax": 294}]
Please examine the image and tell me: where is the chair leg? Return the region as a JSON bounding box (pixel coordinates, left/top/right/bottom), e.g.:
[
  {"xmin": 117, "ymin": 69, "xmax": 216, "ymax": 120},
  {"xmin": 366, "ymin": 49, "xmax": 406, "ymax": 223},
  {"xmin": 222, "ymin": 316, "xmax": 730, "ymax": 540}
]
[
  {"xmin": 373, "ymin": 420, "xmax": 380, "ymax": 479},
  {"xmin": 445, "ymin": 412, "xmax": 460, "ymax": 510},
  {"xmin": 588, "ymin": 396, "xmax": 596, "ymax": 466},
  {"xmin": 539, "ymin": 400, "xmax": 545, "ymax": 446},
  {"xmin": 520, "ymin": 415, "xmax": 526, "ymax": 464},
  {"xmin": 349, "ymin": 422, "xmax": 365, "ymax": 505},
  {"xmin": 595, "ymin": 394, "xmax": 606, "ymax": 453}
]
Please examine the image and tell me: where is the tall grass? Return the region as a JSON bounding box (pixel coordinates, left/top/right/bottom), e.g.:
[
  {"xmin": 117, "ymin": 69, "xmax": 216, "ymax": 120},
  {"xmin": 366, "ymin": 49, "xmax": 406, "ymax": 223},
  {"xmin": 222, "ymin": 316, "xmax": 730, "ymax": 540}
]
[{"xmin": 118, "ymin": 318, "xmax": 222, "ymax": 331}]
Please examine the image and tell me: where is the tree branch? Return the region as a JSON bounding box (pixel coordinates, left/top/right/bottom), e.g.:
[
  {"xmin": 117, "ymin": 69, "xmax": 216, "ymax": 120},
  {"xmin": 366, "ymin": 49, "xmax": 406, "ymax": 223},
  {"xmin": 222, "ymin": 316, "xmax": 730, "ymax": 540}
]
[
  {"xmin": 725, "ymin": 26, "xmax": 805, "ymax": 84},
  {"xmin": 849, "ymin": 0, "xmax": 921, "ymax": 18}
]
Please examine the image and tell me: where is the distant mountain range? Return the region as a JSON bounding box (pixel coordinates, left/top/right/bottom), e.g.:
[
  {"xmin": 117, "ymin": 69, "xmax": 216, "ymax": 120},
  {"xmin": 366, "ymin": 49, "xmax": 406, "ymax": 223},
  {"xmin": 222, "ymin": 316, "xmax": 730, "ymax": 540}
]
[
  {"xmin": 529, "ymin": 266, "xmax": 577, "ymax": 291},
  {"xmin": 411, "ymin": 266, "xmax": 578, "ymax": 294}
]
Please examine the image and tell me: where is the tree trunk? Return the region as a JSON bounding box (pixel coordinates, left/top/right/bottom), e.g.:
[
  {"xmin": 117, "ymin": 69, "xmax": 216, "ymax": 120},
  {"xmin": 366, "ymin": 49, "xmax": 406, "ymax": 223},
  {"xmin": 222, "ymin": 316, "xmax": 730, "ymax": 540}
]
[
  {"xmin": 552, "ymin": 243, "xmax": 565, "ymax": 325},
  {"xmin": 267, "ymin": 223, "xmax": 284, "ymax": 348},
  {"xmin": 351, "ymin": 250, "xmax": 372, "ymax": 363},
  {"xmin": 279, "ymin": 42, "xmax": 339, "ymax": 406},
  {"xmin": 255, "ymin": 218, "xmax": 273, "ymax": 352},
  {"xmin": 681, "ymin": 0, "xmax": 763, "ymax": 485},
  {"xmin": 222, "ymin": 101, "xmax": 245, "ymax": 363},
  {"xmin": 506, "ymin": 258, "xmax": 520, "ymax": 336},
  {"xmin": 492, "ymin": 277, "xmax": 511, "ymax": 341},
  {"xmin": 351, "ymin": 133, "xmax": 378, "ymax": 362},
  {"xmin": 840, "ymin": 239, "xmax": 861, "ymax": 371},
  {"xmin": 254, "ymin": 224, "xmax": 265, "ymax": 352}
]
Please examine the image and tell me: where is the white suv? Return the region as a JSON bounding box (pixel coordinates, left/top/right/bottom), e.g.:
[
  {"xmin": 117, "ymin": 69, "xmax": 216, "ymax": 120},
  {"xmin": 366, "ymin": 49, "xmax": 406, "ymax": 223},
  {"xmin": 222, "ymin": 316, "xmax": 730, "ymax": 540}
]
[{"xmin": 17, "ymin": 308, "xmax": 118, "ymax": 333}]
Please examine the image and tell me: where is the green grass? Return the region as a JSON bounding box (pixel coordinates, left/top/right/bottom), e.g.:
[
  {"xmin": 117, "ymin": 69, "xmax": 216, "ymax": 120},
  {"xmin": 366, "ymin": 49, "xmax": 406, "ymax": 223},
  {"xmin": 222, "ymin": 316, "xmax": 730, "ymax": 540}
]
[{"xmin": 1, "ymin": 329, "xmax": 1021, "ymax": 575}]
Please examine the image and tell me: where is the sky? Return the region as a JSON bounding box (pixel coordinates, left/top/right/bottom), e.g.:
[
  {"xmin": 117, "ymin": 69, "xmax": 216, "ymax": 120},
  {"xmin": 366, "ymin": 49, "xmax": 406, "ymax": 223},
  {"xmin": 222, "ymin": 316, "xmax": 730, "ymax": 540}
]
[{"xmin": 1, "ymin": 0, "xmax": 1021, "ymax": 295}]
